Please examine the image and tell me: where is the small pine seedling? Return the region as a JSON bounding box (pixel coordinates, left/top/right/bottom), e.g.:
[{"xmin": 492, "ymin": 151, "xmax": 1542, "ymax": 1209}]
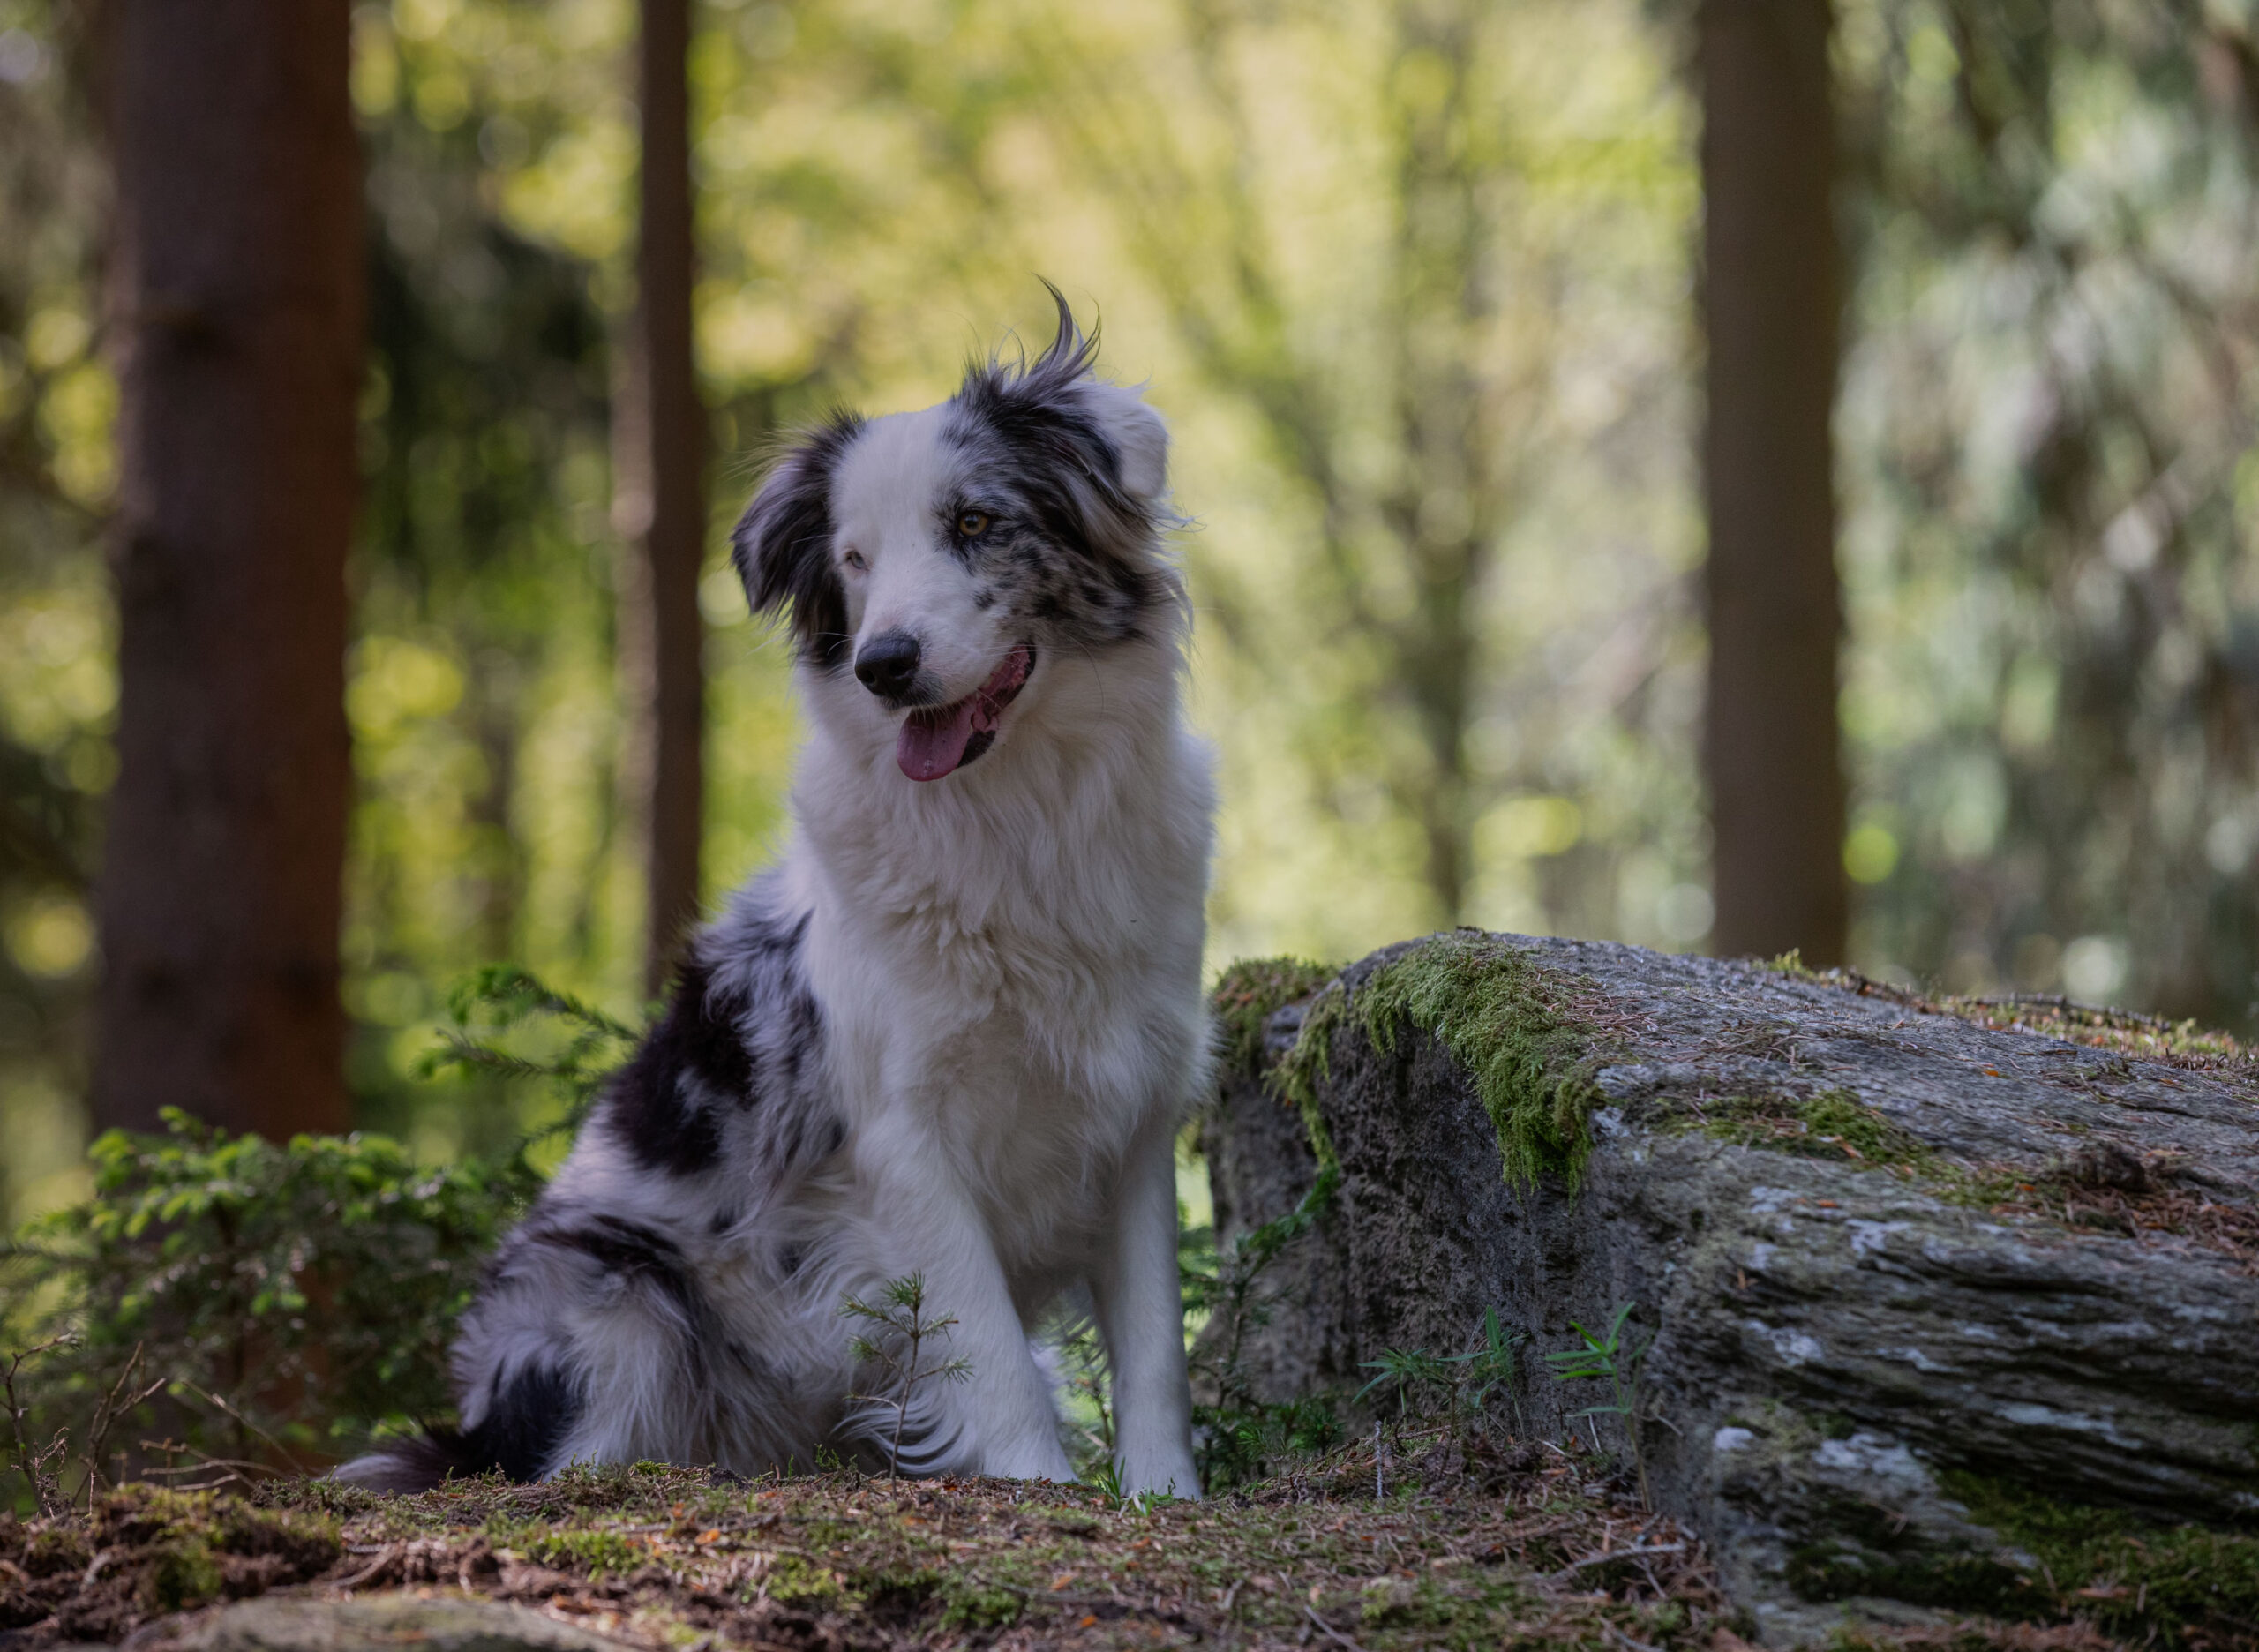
[
  {"xmin": 841, "ymin": 1273, "xmax": 972, "ymax": 1478},
  {"xmin": 1543, "ymin": 1300, "xmax": 1652, "ymax": 1508},
  {"xmin": 1463, "ymin": 1305, "xmax": 1524, "ymax": 1430},
  {"xmin": 1356, "ymin": 1346, "xmax": 1461, "ymax": 1441}
]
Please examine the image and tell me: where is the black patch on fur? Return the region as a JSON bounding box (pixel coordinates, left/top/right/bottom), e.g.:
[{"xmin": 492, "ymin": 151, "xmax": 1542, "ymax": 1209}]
[
  {"xmin": 476, "ymin": 1363, "xmax": 582, "ymax": 1482},
  {"xmin": 731, "ymin": 411, "xmax": 865, "ymax": 669},
  {"xmin": 603, "ymin": 959, "xmax": 752, "ymax": 1175},
  {"xmin": 724, "ymin": 905, "xmax": 827, "ymax": 1127},
  {"xmin": 545, "ymin": 1214, "xmax": 699, "ymax": 1317},
  {"xmin": 368, "ymin": 1363, "xmax": 581, "ymax": 1490},
  {"xmin": 941, "ymin": 285, "xmax": 1165, "ymax": 648}
]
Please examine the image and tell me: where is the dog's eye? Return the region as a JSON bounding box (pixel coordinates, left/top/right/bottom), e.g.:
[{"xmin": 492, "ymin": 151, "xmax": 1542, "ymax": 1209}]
[
  {"xmin": 843, "ymin": 549, "xmax": 867, "ymax": 572},
  {"xmin": 957, "ymin": 510, "xmax": 990, "ymax": 537}
]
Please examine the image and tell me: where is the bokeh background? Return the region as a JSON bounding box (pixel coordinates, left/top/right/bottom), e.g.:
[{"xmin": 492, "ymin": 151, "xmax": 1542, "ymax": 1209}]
[{"xmin": 6, "ymin": 0, "xmax": 2259, "ymax": 1223}]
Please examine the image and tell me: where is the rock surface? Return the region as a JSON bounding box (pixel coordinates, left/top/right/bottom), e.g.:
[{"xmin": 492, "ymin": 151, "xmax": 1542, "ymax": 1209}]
[
  {"xmin": 139, "ymin": 1596, "xmax": 630, "ymax": 1652},
  {"xmin": 1200, "ymin": 932, "xmax": 2259, "ymax": 1647}
]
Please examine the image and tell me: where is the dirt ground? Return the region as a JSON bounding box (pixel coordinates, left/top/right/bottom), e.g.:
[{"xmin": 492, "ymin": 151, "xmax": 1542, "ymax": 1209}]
[{"xmin": 4, "ymin": 1436, "xmax": 1748, "ymax": 1652}]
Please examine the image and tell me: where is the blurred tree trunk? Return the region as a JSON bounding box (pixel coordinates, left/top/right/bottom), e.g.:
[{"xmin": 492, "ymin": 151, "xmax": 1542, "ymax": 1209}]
[
  {"xmin": 614, "ymin": 0, "xmax": 709, "ymax": 999},
  {"xmin": 1698, "ymin": 0, "xmax": 1848, "ymax": 965},
  {"xmin": 92, "ymin": 0, "xmax": 362, "ymax": 1138}
]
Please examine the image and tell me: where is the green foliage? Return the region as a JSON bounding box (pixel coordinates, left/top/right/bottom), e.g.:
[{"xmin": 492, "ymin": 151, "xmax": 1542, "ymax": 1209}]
[
  {"xmin": 1462, "ymin": 1307, "xmax": 1524, "ymax": 1429},
  {"xmin": 415, "ymin": 964, "xmax": 640, "ymax": 1143},
  {"xmin": 1277, "ymin": 935, "xmax": 1609, "ymax": 1191},
  {"xmin": 1191, "ymin": 1393, "xmax": 1345, "ymax": 1496},
  {"xmin": 1, "ymin": 966, "xmax": 638, "ymax": 1496},
  {"xmin": 1183, "ymin": 1168, "xmax": 1346, "ymax": 1492},
  {"xmin": 524, "ymin": 1525, "xmax": 648, "ymax": 1580},
  {"xmin": 3, "ymin": 1110, "xmax": 531, "ymax": 1465},
  {"xmin": 1355, "ymin": 1348, "xmax": 1460, "ymax": 1430},
  {"xmin": 1350, "ymin": 1308, "xmax": 1526, "ymax": 1445},
  {"xmin": 1543, "ymin": 1303, "xmax": 1649, "ymax": 1509}
]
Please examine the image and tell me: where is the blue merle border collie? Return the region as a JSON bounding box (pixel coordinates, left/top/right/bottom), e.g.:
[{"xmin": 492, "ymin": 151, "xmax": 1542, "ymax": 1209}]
[{"xmin": 339, "ymin": 292, "xmax": 1212, "ymax": 1498}]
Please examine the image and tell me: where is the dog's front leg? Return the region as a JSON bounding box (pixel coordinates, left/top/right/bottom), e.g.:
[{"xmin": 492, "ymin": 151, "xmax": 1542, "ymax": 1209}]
[
  {"xmin": 1092, "ymin": 1112, "xmax": 1201, "ymax": 1498},
  {"xmin": 864, "ymin": 1144, "xmax": 1077, "ymax": 1483}
]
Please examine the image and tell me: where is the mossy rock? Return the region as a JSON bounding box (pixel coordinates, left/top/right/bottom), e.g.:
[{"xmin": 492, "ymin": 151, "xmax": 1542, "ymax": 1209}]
[{"xmin": 1203, "ymin": 928, "xmax": 2259, "ymax": 1647}]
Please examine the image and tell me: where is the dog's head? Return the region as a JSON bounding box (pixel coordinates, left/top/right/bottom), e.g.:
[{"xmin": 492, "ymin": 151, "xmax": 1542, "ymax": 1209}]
[{"xmin": 730, "ymin": 289, "xmax": 1176, "ymax": 783}]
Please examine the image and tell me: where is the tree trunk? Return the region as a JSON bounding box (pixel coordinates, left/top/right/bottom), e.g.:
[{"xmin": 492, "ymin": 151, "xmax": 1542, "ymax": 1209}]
[
  {"xmin": 93, "ymin": 0, "xmax": 362, "ymax": 1139},
  {"xmin": 614, "ymin": 0, "xmax": 709, "ymax": 1001},
  {"xmin": 1699, "ymin": 0, "xmax": 1847, "ymax": 965},
  {"xmin": 1202, "ymin": 934, "xmax": 2259, "ymax": 1643}
]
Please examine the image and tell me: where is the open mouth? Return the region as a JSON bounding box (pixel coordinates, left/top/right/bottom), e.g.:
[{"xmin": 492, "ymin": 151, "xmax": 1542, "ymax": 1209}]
[{"xmin": 897, "ymin": 643, "xmax": 1034, "ymax": 782}]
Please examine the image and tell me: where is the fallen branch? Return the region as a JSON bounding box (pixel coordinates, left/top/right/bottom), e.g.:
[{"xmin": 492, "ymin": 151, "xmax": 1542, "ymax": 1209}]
[{"xmin": 1305, "ymin": 1605, "xmax": 1374, "ymax": 1652}]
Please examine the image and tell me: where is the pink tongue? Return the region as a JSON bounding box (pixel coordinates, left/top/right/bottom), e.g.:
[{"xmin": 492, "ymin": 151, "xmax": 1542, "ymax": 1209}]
[
  {"xmin": 896, "ymin": 649, "xmax": 1026, "ymax": 782},
  {"xmin": 897, "ymin": 699, "xmax": 983, "ymax": 782}
]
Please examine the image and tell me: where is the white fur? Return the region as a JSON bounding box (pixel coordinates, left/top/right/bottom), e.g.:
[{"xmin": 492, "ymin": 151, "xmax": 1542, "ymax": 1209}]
[
  {"xmin": 789, "ymin": 403, "xmax": 1212, "ymax": 1490},
  {"xmin": 339, "ymin": 350, "xmax": 1213, "ymax": 1499}
]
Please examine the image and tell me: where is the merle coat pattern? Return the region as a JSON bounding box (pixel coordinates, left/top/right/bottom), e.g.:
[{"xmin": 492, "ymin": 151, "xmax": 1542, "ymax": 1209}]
[{"xmin": 341, "ymin": 295, "xmax": 1213, "ymax": 1497}]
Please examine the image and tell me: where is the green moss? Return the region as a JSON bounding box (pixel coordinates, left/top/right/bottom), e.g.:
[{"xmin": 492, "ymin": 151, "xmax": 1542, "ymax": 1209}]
[
  {"xmin": 1212, "ymin": 957, "xmax": 1339, "ymax": 1080},
  {"xmin": 1760, "ymin": 949, "xmax": 1823, "ymax": 980},
  {"xmin": 144, "ymin": 1539, "xmax": 222, "ymax": 1614},
  {"xmin": 1359, "ymin": 1573, "xmax": 1472, "ymax": 1629},
  {"xmin": 759, "ymin": 1552, "xmax": 850, "ymax": 1608},
  {"xmin": 1941, "ymin": 1471, "xmax": 2259, "ymax": 1649},
  {"xmin": 525, "ymin": 1525, "xmax": 648, "ymax": 1578},
  {"xmin": 1675, "ymin": 1089, "xmax": 1933, "ymax": 1170},
  {"xmin": 1276, "ymin": 934, "xmax": 1609, "ymax": 1190},
  {"xmin": 1784, "ymin": 1535, "xmax": 2038, "ymax": 1616},
  {"xmin": 934, "ymin": 1575, "xmax": 1024, "ymax": 1629}
]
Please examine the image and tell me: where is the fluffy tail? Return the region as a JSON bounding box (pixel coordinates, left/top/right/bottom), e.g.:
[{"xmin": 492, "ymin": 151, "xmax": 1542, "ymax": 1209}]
[{"xmin": 330, "ymin": 1429, "xmax": 499, "ymax": 1494}]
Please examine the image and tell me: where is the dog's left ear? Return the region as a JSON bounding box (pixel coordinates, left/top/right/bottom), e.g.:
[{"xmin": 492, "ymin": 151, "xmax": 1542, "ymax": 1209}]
[
  {"xmin": 960, "ymin": 285, "xmax": 1171, "ymax": 556},
  {"xmin": 1075, "ymin": 376, "xmax": 1168, "ymax": 504},
  {"xmin": 1019, "ymin": 284, "xmax": 1169, "ymax": 504}
]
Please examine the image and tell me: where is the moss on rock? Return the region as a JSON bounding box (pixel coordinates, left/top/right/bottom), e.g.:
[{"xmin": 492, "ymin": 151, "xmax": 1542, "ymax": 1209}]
[
  {"xmin": 1940, "ymin": 1472, "xmax": 2259, "ymax": 1650},
  {"xmin": 1662, "ymin": 1088, "xmax": 1934, "ymax": 1172},
  {"xmin": 1210, "ymin": 956, "xmax": 1338, "ymax": 1081},
  {"xmin": 1275, "ymin": 933, "xmax": 1610, "ymax": 1190}
]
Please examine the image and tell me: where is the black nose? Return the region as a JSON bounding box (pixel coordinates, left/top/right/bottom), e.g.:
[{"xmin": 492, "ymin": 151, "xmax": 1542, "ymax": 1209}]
[{"xmin": 854, "ymin": 631, "xmax": 921, "ymax": 699}]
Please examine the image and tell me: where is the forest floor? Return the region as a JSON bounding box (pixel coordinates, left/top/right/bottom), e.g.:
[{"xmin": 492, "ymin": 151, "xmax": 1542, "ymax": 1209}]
[
  {"xmin": 0, "ymin": 1434, "xmax": 2154, "ymax": 1652},
  {"xmin": 8, "ymin": 1435, "xmax": 1741, "ymax": 1652}
]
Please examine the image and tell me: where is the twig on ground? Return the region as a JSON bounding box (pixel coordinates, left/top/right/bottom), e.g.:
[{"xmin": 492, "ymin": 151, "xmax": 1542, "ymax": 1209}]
[
  {"xmin": 171, "ymin": 1379, "xmax": 308, "ymax": 1476},
  {"xmin": 1548, "ymin": 1542, "xmax": 1686, "ymax": 1580},
  {"xmin": 4, "ymin": 1336, "xmax": 76, "ymax": 1518},
  {"xmin": 1305, "ymin": 1605, "xmax": 1374, "ymax": 1652},
  {"xmin": 135, "ymin": 1438, "xmax": 293, "ymax": 1482},
  {"xmin": 80, "ymin": 1343, "xmax": 167, "ymax": 1506}
]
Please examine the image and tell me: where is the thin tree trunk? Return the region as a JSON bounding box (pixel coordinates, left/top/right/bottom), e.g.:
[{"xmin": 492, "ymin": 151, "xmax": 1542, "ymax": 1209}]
[
  {"xmin": 92, "ymin": 0, "xmax": 362, "ymax": 1138},
  {"xmin": 1698, "ymin": 0, "xmax": 1848, "ymax": 965},
  {"xmin": 615, "ymin": 0, "xmax": 709, "ymax": 1000}
]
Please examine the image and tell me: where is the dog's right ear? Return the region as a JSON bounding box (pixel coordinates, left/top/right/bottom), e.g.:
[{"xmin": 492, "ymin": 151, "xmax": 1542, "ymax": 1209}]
[{"xmin": 730, "ymin": 413, "xmax": 864, "ymax": 670}]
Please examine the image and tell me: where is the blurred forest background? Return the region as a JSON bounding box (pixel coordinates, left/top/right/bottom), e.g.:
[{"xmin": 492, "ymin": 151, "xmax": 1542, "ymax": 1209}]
[{"xmin": 5, "ymin": 0, "xmax": 2259, "ymax": 1228}]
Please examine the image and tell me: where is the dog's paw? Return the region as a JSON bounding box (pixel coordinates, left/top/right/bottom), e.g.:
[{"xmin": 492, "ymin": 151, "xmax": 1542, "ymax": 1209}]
[{"xmin": 1118, "ymin": 1449, "xmax": 1201, "ymax": 1501}]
